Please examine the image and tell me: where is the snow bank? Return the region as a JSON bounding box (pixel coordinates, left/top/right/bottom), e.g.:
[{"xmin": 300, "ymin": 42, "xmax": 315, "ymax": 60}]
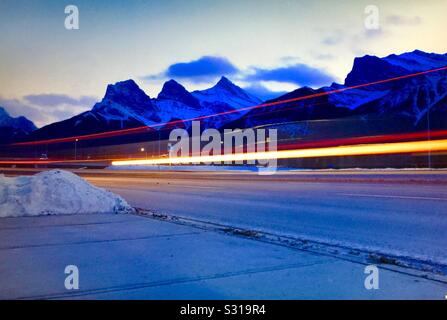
[{"xmin": 0, "ymin": 170, "xmax": 133, "ymax": 217}]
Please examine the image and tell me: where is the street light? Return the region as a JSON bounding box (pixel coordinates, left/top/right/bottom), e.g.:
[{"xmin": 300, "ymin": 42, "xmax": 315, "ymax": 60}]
[
  {"xmin": 140, "ymin": 147, "xmax": 147, "ymax": 159},
  {"xmin": 74, "ymin": 138, "xmax": 79, "ymax": 160},
  {"xmin": 427, "ymin": 107, "xmax": 432, "ymax": 169}
]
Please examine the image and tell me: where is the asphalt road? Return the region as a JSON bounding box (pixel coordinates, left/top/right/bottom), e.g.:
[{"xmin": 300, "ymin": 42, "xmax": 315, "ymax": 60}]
[
  {"xmin": 2, "ymin": 168, "xmax": 447, "ymax": 298},
  {"xmin": 63, "ymin": 169, "xmax": 447, "ymax": 268}
]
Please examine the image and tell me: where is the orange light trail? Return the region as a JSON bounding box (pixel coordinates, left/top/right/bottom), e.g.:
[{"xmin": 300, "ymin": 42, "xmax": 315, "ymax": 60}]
[
  {"xmin": 276, "ymin": 129, "xmax": 447, "ymax": 151},
  {"xmin": 111, "ymin": 139, "xmax": 447, "ymax": 166},
  {"xmin": 10, "ymin": 65, "xmax": 447, "ymax": 147},
  {"xmin": 2, "ymin": 131, "xmax": 447, "ymax": 165}
]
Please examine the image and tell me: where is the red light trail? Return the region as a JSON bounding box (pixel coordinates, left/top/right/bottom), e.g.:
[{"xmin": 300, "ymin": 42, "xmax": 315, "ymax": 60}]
[{"xmin": 1, "ymin": 130, "xmax": 446, "ymax": 166}]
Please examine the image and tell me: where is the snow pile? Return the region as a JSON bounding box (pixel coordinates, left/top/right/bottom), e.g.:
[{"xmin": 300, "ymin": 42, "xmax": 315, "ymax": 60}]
[{"xmin": 0, "ymin": 170, "xmax": 134, "ymax": 217}]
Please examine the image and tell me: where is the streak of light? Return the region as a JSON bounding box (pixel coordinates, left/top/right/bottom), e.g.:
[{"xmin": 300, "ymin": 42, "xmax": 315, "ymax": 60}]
[{"xmin": 111, "ymin": 139, "xmax": 447, "ymax": 166}]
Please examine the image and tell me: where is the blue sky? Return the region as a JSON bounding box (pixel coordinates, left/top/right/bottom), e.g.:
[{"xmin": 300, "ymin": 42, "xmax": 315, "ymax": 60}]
[{"xmin": 0, "ymin": 0, "xmax": 446, "ymax": 127}]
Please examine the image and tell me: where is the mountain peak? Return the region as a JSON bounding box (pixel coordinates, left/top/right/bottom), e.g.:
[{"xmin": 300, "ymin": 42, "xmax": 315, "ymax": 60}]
[
  {"xmin": 345, "ymin": 50, "xmax": 447, "ymax": 86},
  {"xmin": 344, "ymin": 55, "xmax": 408, "ymax": 87},
  {"xmin": 157, "ymin": 79, "xmax": 199, "ymax": 106},
  {"xmin": 91, "ymin": 79, "xmax": 160, "ymax": 125},
  {"xmin": 0, "ymin": 106, "xmax": 8, "ymax": 118},
  {"xmin": 214, "ymin": 76, "xmax": 237, "ymax": 90},
  {"xmin": 209, "ymin": 76, "xmax": 252, "ymax": 98},
  {"xmin": 104, "ymin": 79, "xmax": 150, "ymax": 101},
  {"xmin": 192, "ymin": 77, "xmax": 261, "ymax": 109},
  {"xmin": 0, "ymin": 106, "xmax": 37, "ymax": 132},
  {"xmin": 158, "ymin": 79, "xmax": 184, "ymax": 97},
  {"xmin": 93, "ymin": 79, "xmax": 154, "ymax": 113}
]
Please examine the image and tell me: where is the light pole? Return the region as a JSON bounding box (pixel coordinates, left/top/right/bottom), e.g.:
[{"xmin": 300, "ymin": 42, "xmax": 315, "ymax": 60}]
[
  {"xmin": 158, "ymin": 130, "xmax": 161, "ymax": 157},
  {"xmin": 74, "ymin": 139, "xmax": 79, "ymax": 160},
  {"xmin": 141, "ymin": 147, "xmax": 147, "ymax": 159},
  {"xmin": 427, "ymin": 107, "xmax": 432, "ymax": 169}
]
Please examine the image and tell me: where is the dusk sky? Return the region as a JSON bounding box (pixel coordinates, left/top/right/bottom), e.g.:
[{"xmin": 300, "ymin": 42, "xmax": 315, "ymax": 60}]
[{"xmin": 0, "ymin": 0, "xmax": 446, "ymax": 127}]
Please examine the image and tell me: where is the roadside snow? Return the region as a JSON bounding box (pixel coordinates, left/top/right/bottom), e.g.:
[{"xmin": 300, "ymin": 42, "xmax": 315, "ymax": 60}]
[{"xmin": 0, "ymin": 170, "xmax": 133, "ymax": 217}]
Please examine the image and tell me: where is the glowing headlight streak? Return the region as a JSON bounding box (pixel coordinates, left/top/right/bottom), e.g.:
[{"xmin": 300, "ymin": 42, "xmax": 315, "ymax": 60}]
[{"xmin": 111, "ymin": 139, "xmax": 447, "ymax": 166}]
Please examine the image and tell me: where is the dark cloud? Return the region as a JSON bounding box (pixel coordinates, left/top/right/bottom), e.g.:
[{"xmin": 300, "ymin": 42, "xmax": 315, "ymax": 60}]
[
  {"xmin": 24, "ymin": 94, "xmax": 97, "ymax": 107},
  {"xmin": 386, "ymin": 15, "xmax": 422, "ymax": 26},
  {"xmin": 245, "ymin": 64, "xmax": 334, "ymax": 87},
  {"xmin": 147, "ymin": 56, "xmax": 239, "ymax": 83}
]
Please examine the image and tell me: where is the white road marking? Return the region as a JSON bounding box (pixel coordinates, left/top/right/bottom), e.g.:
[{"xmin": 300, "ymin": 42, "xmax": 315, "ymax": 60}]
[{"xmin": 340, "ymin": 193, "xmax": 447, "ymax": 201}]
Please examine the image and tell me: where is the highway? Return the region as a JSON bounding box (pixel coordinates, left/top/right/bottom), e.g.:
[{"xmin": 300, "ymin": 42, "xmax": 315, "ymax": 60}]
[
  {"xmin": 3, "ymin": 168, "xmax": 445, "ymax": 267},
  {"xmin": 89, "ymin": 170, "xmax": 447, "ymax": 267}
]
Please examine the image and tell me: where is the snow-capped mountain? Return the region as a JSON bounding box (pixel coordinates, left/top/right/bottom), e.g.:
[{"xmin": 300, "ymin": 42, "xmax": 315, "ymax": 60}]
[
  {"xmin": 91, "ymin": 79, "xmax": 161, "ymax": 126},
  {"xmin": 341, "ymin": 50, "xmax": 447, "ymax": 124},
  {"xmin": 155, "ymin": 77, "xmax": 262, "ymax": 128},
  {"xmin": 235, "ymin": 50, "xmax": 447, "ymax": 138},
  {"xmin": 157, "ymin": 79, "xmax": 201, "ymax": 108},
  {"xmin": 23, "ymin": 77, "xmax": 262, "ymax": 141},
  {"xmin": 15, "ymin": 50, "xmax": 447, "ymax": 144},
  {"xmin": 0, "ymin": 106, "xmax": 36, "ymax": 142},
  {"xmin": 28, "ymin": 80, "xmax": 161, "ymax": 142},
  {"xmin": 192, "ymin": 76, "xmax": 261, "ymax": 108}
]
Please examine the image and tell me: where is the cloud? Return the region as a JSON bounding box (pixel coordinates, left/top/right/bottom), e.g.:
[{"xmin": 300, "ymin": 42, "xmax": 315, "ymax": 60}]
[
  {"xmin": 312, "ymin": 53, "xmax": 335, "ymax": 61},
  {"xmin": 363, "ymin": 28, "xmax": 384, "ymax": 39},
  {"xmin": 321, "ymin": 34, "xmax": 343, "ymax": 46},
  {"xmin": 147, "ymin": 56, "xmax": 239, "ymax": 83},
  {"xmin": 0, "ymin": 94, "xmax": 98, "ymax": 128},
  {"xmin": 318, "ymin": 28, "xmax": 346, "ymax": 46},
  {"xmin": 244, "ymin": 64, "xmax": 334, "ymax": 88},
  {"xmin": 279, "ymin": 56, "xmax": 301, "ymax": 64},
  {"xmin": 243, "ymin": 84, "xmax": 287, "ymax": 101},
  {"xmin": 386, "ymin": 15, "xmax": 422, "ymax": 26},
  {"xmin": 24, "ymin": 94, "xmax": 97, "ymax": 107}
]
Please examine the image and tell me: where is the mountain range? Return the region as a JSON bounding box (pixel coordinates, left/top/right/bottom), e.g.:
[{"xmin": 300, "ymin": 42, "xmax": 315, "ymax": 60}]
[
  {"xmin": 0, "ymin": 107, "xmax": 36, "ymax": 143},
  {"xmin": 4, "ymin": 49, "xmax": 447, "ymax": 144},
  {"xmin": 229, "ymin": 50, "xmax": 447, "ymax": 140},
  {"xmin": 25, "ymin": 76, "xmax": 261, "ymax": 142}
]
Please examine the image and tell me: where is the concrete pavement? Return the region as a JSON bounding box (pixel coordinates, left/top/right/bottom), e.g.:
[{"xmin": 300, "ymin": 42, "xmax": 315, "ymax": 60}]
[{"xmin": 1, "ymin": 213, "xmax": 446, "ymax": 299}]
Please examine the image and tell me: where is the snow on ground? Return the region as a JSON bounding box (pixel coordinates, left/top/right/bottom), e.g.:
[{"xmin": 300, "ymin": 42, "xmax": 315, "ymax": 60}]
[{"xmin": 0, "ymin": 170, "xmax": 133, "ymax": 217}]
